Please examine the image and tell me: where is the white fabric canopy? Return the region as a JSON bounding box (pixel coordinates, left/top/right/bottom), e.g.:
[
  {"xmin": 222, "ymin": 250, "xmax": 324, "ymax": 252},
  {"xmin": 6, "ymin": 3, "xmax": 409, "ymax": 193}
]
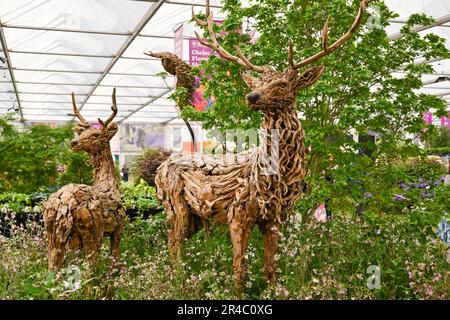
[{"xmin": 0, "ymin": 0, "xmax": 449, "ymax": 124}]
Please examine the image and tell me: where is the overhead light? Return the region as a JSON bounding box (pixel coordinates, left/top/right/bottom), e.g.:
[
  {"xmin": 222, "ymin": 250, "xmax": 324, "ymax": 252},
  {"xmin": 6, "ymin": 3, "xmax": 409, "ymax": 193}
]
[{"xmin": 0, "ymin": 56, "xmax": 5, "ymax": 64}]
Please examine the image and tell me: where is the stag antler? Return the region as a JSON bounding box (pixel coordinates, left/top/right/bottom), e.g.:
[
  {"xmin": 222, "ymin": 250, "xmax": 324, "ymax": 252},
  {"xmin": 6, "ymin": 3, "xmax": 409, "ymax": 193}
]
[
  {"xmin": 192, "ymin": 0, "xmax": 268, "ymax": 73},
  {"xmin": 289, "ymin": 0, "xmax": 374, "ymax": 69},
  {"xmin": 68, "ymin": 93, "xmax": 90, "ymax": 128},
  {"xmin": 98, "ymin": 87, "xmax": 118, "ymax": 128}
]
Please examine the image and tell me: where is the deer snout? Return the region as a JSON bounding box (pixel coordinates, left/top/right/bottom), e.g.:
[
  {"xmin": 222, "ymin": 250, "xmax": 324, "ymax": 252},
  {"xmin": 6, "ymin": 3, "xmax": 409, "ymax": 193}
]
[
  {"xmin": 70, "ymin": 140, "xmax": 79, "ymax": 148},
  {"xmin": 246, "ymin": 92, "xmax": 261, "ymax": 104}
]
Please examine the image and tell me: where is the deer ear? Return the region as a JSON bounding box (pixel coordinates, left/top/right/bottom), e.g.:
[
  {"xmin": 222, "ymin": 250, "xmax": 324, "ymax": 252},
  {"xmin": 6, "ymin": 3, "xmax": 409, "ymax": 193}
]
[
  {"xmin": 74, "ymin": 126, "xmax": 85, "ymax": 135},
  {"xmin": 106, "ymin": 123, "xmax": 118, "ymax": 140},
  {"xmin": 242, "ymin": 73, "xmax": 257, "ymax": 90},
  {"xmin": 295, "ymin": 66, "xmax": 325, "ymax": 90}
]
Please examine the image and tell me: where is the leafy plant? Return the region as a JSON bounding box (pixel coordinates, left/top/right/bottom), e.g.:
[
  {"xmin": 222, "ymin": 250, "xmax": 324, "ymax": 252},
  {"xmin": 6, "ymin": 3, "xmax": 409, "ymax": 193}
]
[
  {"xmin": 121, "ymin": 180, "xmax": 161, "ymax": 215},
  {"xmin": 424, "ymin": 126, "xmax": 450, "ymax": 149},
  {"xmin": 0, "ymin": 115, "xmax": 93, "ymax": 193},
  {"xmin": 130, "ymin": 148, "xmax": 171, "ymax": 187}
]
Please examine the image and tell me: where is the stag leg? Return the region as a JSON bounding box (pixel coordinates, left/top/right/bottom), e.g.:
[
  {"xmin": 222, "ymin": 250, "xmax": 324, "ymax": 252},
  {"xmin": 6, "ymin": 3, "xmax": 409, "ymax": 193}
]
[
  {"xmin": 44, "ymin": 208, "xmax": 66, "ymax": 270},
  {"xmin": 109, "ymin": 224, "xmax": 123, "ymax": 271},
  {"xmin": 230, "ymin": 217, "xmax": 253, "ymax": 297},
  {"xmin": 260, "ymin": 221, "xmax": 280, "ymax": 284},
  {"xmin": 168, "ymin": 198, "xmax": 199, "ymax": 259},
  {"xmin": 76, "ymin": 208, "xmax": 103, "ymax": 268},
  {"xmin": 48, "ymin": 237, "xmax": 66, "ymax": 270},
  {"xmin": 109, "ymin": 231, "xmax": 121, "ymax": 259}
]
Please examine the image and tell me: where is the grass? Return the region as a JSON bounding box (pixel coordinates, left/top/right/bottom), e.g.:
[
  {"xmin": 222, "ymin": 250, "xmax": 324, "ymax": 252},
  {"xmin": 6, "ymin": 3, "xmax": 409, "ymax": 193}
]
[{"xmin": 0, "ymin": 210, "xmax": 449, "ymax": 300}]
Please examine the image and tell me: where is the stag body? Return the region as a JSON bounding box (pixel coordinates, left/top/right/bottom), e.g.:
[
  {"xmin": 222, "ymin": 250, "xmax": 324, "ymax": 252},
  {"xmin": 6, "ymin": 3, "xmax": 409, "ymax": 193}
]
[
  {"xmin": 156, "ymin": 0, "xmax": 373, "ymax": 294},
  {"xmin": 44, "ymin": 89, "xmax": 125, "ymax": 270}
]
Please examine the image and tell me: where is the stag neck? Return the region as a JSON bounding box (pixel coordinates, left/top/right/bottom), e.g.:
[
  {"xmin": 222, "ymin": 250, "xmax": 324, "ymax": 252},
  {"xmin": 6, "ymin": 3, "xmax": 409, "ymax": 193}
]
[
  {"xmin": 90, "ymin": 146, "xmax": 120, "ymax": 191},
  {"xmin": 261, "ymin": 104, "xmax": 300, "ymax": 131}
]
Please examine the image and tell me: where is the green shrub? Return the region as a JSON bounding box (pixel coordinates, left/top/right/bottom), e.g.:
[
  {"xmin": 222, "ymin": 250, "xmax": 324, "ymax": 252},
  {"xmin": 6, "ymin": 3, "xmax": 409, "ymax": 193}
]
[
  {"xmin": 425, "ymin": 147, "xmax": 450, "ymax": 156},
  {"xmin": 395, "ymin": 157, "xmax": 446, "ymax": 183},
  {"xmin": 130, "ymin": 148, "xmax": 171, "ymax": 187},
  {"xmin": 121, "ymin": 180, "xmax": 161, "ymax": 215},
  {"xmin": 0, "ymin": 114, "xmax": 93, "ymax": 193},
  {"xmin": 424, "ymin": 126, "xmax": 450, "ymax": 149},
  {"xmin": 57, "ymin": 150, "xmax": 93, "ymax": 186}
]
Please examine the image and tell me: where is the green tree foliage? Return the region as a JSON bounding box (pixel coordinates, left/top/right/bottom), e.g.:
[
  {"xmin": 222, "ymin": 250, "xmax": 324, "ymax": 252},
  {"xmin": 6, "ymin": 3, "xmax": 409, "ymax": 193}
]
[
  {"xmin": 57, "ymin": 150, "xmax": 93, "ymax": 186},
  {"xmin": 182, "ymin": 0, "xmax": 449, "ymax": 210},
  {"xmin": 0, "ymin": 114, "xmax": 92, "ymax": 193},
  {"xmin": 424, "ymin": 126, "xmax": 450, "ymax": 148}
]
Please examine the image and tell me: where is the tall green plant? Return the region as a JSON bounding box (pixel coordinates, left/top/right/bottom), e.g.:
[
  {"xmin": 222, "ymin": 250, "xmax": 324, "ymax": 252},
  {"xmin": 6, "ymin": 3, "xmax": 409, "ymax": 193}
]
[{"xmin": 0, "ymin": 114, "xmax": 92, "ymax": 193}]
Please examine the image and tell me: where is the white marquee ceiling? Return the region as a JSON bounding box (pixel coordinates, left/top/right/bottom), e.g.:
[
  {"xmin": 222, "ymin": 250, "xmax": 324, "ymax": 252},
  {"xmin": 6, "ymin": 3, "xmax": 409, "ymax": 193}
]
[{"xmin": 0, "ymin": 0, "xmax": 449, "ymax": 124}]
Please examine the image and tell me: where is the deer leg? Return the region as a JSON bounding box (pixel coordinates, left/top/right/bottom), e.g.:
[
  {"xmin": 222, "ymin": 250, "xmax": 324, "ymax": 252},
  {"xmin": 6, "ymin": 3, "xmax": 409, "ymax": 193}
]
[
  {"xmin": 109, "ymin": 231, "xmax": 121, "ymax": 258},
  {"xmin": 48, "ymin": 237, "xmax": 66, "ymax": 270},
  {"xmin": 230, "ymin": 218, "xmax": 253, "ymax": 297},
  {"xmin": 44, "ymin": 208, "xmax": 66, "ymax": 270},
  {"xmin": 260, "ymin": 221, "xmax": 280, "ymax": 284},
  {"xmin": 77, "ymin": 208, "xmax": 103, "ymax": 268},
  {"xmin": 167, "ymin": 198, "xmax": 196, "ymax": 259},
  {"xmin": 109, "ymin": 224, "xmax": 123, "ymax": 271}
]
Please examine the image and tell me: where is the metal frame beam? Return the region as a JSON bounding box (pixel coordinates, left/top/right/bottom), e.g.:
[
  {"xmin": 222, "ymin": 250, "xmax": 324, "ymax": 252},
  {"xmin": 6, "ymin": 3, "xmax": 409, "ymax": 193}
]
[
  {"xmin": 0, "ymin": 99, "xmax": 146, "ymax": 106},
  {"xmin": 0, "ymin": 67, "xmax": 174, "ymax": 77},
  {"xmin": 166, "ymin": 0, "xmax": 222, "ymax": 8},
  {"xmin": 0, "ymin": 80, "xmax": 169, "ymax": 89},
  {"xmin": 0, "ymin": 20, "xmax": 24, "ymax": 121},
  {"xmin": 6, "ymin": 49, "xmax": 158, "ymax": 61},
  {"xmin": 389, "ymin": 19, "xmax": 450, "ymax": 28},
  {"xmin": 433, "ymin": 91, "xmax": 450, "ymax": 97},
  {"xmin": 0, "ymin": 91, "xmax": 159, "ymax": 98},
  {"xmin": 21, "ymin": 112, "xmax": 176, "ymax": 118},
  {"xmin": 77, "ymin": 0, "xmax": 166, "ymax": 113},
  {"xmin": 2, "ymin": 24, "xmax": 174, "ymax": 39},
  {"xmin": 389, "ymin": 13, "xmax": 450, "ymax": 40},
  {"xmin": 118, "ymin": 88, "xmax": 172, "ymax": 123}
]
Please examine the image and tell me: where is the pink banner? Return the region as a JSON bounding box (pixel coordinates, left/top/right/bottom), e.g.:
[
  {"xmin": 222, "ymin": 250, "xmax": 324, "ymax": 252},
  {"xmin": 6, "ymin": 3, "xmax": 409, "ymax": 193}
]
[
  {"xmin": 189, "ymin": 39, "xmax": 213, "ymax": 66},
  {"xmin": 188, "ymin": 20, "xmax": 224, "ymax": 67},
  {"xmin": 441, "ymin": 111, "xmax": 450, "ymax": 127}
]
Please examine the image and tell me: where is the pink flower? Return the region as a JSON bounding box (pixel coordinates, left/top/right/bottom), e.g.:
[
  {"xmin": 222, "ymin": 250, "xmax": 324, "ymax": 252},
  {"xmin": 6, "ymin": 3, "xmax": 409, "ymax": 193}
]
[
  {"xmin": 408, "ymin": 271, "xmax": 413, "ymax": 279},
  {"xmin": 433, "ymin": 273, "xmax": 442, "ymax": 282}
]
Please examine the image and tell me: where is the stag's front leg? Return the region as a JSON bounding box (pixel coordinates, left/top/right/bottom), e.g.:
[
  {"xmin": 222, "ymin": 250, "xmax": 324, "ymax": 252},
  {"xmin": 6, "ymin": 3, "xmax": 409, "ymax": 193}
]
[
  {"xmin": 109, "ymin": 210, "xmax": 125, "ymax": 262},
  {"xmin": 230, "ymin": 217, "xmax": 253, "ymax": 297},
  {"xmin": 109, "ymin": 227, "xmax": 122, "ymax": 267},
  {"xmin": 47, "ymin": 236, "xmax": 66, "ymax": 270},
  {"xmin": 167, "ymin": 197, "xmax": 199, "ymax": 259},
  {"xmin": 260, "ymin": 221, "xmax": 281, "ymax": 284},
  {"xmin": 77, "ymin": 208, "xmax": 103, "ymax": 268}
]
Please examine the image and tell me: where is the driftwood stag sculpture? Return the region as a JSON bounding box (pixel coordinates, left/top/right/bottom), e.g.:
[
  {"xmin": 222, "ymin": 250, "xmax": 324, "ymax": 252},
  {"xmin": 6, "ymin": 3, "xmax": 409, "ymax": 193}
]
[
  {"xmin": 156, "ymin": 0, "xmax": 373, "ymax": 293},
  {"xmin": 44, "ymin": 89, "xmax": 125, "ymax": 270}
]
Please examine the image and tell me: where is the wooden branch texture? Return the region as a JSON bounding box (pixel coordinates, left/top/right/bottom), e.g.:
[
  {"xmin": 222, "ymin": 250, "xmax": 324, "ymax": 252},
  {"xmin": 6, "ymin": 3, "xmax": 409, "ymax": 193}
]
[{"xmin": 44, "ymin": 92, "xmax": 125, "ymax": 270}]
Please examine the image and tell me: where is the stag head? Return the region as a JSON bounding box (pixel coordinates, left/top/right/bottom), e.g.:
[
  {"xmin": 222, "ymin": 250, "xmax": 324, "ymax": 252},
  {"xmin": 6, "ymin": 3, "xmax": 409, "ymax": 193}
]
[
  {"xmin": 69, "ymin": 88, "xmax": 118, "ymax": 153},
  {"xmin": 193, "ymin": 0, "xmax": 373, "ymax": 111}
]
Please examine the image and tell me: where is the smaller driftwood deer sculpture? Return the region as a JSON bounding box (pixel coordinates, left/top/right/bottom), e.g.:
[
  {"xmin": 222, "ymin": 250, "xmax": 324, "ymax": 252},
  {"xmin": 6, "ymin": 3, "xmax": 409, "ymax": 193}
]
[
  {"xmin": 156, "ymin": 0, "xmax": 373, "ymax": 294},
  {"xmin": 44, "ymin": 89, "xmax": 125, "ymax": 270}
]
